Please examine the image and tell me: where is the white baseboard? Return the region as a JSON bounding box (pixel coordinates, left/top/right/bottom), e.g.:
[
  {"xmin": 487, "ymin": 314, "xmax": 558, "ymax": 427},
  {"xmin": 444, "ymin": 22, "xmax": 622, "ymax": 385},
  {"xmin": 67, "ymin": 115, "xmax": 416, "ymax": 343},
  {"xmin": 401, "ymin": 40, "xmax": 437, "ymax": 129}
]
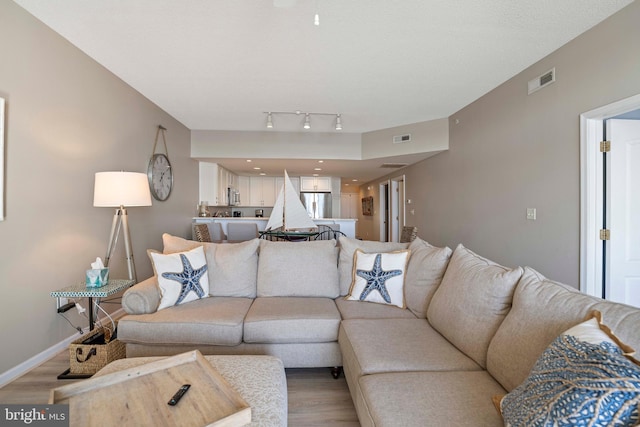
[{"xmin": 0, "ymin": 308, "xmax": 125, "ymax": 388}]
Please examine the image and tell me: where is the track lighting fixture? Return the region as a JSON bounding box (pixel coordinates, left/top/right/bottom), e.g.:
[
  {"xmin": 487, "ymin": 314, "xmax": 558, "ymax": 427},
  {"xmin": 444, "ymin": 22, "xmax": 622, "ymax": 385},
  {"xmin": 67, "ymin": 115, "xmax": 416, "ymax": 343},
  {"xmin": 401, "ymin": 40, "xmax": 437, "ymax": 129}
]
[{"xmin": 263, "ymin": 111, "xmax": 343, "ymax": 131}]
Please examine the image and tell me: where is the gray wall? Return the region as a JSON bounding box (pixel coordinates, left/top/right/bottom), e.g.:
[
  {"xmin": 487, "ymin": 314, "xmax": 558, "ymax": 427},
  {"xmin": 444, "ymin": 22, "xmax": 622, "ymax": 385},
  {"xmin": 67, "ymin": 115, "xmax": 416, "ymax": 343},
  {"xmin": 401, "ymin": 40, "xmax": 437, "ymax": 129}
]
[
  {"xmin": 362, "ymin": 1, "xmax": 640, "ymax": 286},
  {"xmin": 0, "ymin": 2, "xmax": 199, "ymax": 374}
]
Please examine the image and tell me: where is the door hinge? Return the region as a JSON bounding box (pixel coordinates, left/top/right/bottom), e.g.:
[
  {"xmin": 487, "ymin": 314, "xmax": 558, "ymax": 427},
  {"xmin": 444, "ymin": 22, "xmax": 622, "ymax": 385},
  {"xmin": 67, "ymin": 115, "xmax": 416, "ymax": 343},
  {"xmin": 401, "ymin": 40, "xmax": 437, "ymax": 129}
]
[
  {"xmin": 600, "ymin": 229, "xmax": 610, "ymax": 240},
  {"xmin": 600, "ymin": 140, "xmax": 611, "ymax": 152}
]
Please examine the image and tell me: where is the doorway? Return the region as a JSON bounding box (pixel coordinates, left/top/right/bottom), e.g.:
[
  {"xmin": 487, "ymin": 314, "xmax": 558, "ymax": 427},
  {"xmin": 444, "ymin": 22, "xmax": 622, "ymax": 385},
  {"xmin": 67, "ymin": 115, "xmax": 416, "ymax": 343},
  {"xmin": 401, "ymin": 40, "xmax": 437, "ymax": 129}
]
[
  {"xmin": 379, "ymin": 175, "xmax": 406, "ymax": 242},
  {"xmin": 580, "ymin": 94, "xmax": 640, "ymax": 307}
]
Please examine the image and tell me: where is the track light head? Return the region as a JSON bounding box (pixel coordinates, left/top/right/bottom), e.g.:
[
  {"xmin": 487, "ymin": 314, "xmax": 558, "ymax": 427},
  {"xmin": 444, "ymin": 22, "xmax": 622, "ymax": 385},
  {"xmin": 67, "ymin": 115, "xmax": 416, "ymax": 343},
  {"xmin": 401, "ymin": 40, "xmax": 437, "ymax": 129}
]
[
  {"xmin": 266, "ymin": 112, "xmax": 273, "ymax": 129},
  {"xmin": 303, "ymin": 113, "xmax": 311, "ymax": 129},
  {"xmin": 335, "ymin": 114, "xmax": 342, "ymax": 131}
]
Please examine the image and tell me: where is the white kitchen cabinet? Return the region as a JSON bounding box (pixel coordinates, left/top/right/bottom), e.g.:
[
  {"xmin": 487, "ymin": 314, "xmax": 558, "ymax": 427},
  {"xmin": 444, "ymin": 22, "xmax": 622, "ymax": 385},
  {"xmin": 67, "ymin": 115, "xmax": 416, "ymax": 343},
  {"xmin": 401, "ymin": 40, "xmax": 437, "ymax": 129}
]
[
  {"xmin": 300, "ymin": 176, "xmax": 331, "ymax": 192},
  {"xmin": 249, "ymin": 176, "xmax": 276, "ymax": 206},
  {"xmin": 237, "ymin": 176, "xmax": 250, "ymax": 206},
  {"xmin": 217, "ymin": 166, "xmax": 239, "ymax": 206},
  {"xmin": 199, "ymin": 162, "xmax": 220, "ymax": 206},
  {"xmin": 199, "ymin": 162, "xmax": 241, "ymax": 206}
]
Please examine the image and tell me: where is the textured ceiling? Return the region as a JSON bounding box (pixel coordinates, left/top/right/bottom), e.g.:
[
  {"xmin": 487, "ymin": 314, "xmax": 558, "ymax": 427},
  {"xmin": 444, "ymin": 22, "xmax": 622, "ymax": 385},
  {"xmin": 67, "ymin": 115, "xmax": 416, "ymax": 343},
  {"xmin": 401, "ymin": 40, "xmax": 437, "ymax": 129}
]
[{"xmin": 12, "ymin": 0, "xmax": 634, "ymax": 134}]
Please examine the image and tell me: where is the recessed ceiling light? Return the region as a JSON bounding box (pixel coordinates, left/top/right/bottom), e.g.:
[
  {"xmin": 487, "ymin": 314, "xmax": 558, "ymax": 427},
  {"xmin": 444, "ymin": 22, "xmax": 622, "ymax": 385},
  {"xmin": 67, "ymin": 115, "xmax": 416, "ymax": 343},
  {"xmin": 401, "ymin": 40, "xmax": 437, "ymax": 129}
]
[
  {"xmin": 246, "ymin": 159, "xmax": 252, "ymax": 162},
  {"xmin": 253, "ymin": 167, "xmax": 261, "ymax": 170},
  {"xmin": 352, "ymin": 179, "xmax": 358, "ymax": 182},
  {"xmin": 313, "ymin": 174, "xmax": 319, "ymax": 177},
  {"xmin": 318, "ymin": 160, "xmax": 324, "ymax": 163},
  {"xmin": 314, "ymin": 168, "xmax": 322, "ymax": 171},
  {"xmin": 345, "ymin": 183, "xmax": 350, "ymax": 186},
  {"xmin": 259, "ymin": 172, "xmax": 266, "ymax": 176}
]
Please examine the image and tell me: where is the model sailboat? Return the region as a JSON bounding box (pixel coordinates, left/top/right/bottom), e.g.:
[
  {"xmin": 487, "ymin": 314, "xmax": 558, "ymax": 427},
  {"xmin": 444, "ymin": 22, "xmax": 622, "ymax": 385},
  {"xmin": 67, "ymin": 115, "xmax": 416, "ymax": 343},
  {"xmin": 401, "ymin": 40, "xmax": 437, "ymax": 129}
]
[{"xmin": 265, "ymin": 170, "xmax": 318, "ymax": 232}]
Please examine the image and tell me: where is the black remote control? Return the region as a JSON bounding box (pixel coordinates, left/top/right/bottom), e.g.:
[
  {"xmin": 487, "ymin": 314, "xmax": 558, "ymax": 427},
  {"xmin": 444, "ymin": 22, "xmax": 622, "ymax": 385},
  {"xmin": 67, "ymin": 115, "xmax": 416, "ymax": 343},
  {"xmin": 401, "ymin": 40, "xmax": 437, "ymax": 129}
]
[{"xmin": 168, "ymin": 384, "xmax": 191, "ymax": 406}]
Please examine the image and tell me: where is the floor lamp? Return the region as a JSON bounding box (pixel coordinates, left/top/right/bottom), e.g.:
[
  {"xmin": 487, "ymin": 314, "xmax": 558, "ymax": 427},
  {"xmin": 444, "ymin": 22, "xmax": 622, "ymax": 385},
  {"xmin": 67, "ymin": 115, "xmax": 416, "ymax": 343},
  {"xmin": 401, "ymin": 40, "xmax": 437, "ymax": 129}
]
[{"xmin": 93, "ymin": 171, "xmax": 152, "ymax": 282}]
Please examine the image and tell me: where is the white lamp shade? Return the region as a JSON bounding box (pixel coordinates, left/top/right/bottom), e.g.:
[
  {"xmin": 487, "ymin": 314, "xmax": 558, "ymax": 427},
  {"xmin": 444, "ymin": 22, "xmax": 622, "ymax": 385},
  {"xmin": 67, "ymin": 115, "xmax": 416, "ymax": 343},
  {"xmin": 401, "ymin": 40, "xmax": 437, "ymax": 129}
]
[{"xmin": 93, "ymin": 171, "xmax": 152, "ymax": 207}]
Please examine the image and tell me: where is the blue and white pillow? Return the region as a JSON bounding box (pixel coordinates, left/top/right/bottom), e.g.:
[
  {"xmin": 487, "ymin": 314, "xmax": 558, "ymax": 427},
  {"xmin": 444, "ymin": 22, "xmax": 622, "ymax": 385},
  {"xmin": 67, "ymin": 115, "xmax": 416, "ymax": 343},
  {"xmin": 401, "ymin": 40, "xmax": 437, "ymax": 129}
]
[
  {"xmin": 345, "ymin": 250, "xmax": 410, "ymax": 308},
  {"xmin": 151, "ymin": 246, "xmax": 210, "ymax": 311},
  {"xmin": 498, "ymin": 312, "xmax": 640, "ymax": 427}
]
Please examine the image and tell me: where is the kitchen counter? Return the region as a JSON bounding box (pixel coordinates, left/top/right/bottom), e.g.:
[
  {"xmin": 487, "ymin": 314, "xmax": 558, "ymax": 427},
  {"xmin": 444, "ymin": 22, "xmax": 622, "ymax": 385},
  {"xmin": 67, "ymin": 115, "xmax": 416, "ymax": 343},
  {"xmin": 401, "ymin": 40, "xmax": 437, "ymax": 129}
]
[{"xmin": 192, "ymin": 217, "xmax": 357, "ymax": 238}]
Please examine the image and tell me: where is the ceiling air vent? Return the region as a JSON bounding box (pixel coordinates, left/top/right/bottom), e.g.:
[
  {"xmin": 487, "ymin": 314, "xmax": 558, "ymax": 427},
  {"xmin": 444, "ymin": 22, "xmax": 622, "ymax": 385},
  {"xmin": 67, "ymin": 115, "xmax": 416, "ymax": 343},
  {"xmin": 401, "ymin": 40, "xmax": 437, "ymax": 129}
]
[
  {"xmin": 392, "ymin": 134, "xmax": 412, "ymax": 144},
  {"xmin": 528, "ymin": 68, "xmax": 555, "ymax": 95},
  {"xmin": 380, "ymin": 163, "xmax": 408, "ymax": 168}
]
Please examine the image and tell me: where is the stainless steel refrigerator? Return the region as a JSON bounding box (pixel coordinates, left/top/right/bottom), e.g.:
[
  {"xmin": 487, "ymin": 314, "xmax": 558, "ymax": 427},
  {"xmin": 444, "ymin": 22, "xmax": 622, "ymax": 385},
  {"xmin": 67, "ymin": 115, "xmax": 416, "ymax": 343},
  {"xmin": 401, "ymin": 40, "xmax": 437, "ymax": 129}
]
[{"xmin": 300, "ymin": 192, "xmax": 332, "ymax": 219}]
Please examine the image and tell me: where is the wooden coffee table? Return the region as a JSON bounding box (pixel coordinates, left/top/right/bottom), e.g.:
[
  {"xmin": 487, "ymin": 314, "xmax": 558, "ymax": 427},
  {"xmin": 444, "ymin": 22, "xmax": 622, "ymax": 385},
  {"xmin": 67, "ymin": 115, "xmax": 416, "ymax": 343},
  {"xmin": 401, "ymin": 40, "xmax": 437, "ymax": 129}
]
[{"xmin": 51, "ymin": 351, "xmax": 287, "ymax": 427}]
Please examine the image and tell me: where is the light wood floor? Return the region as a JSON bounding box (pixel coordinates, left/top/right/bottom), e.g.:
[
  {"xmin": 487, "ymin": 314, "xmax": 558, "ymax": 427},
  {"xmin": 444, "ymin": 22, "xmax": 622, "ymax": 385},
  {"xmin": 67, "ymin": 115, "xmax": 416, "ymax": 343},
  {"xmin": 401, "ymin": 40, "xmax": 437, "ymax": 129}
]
[{"xmin": 0, "ymin": 350, "xmax": 360, "ymax": 426}]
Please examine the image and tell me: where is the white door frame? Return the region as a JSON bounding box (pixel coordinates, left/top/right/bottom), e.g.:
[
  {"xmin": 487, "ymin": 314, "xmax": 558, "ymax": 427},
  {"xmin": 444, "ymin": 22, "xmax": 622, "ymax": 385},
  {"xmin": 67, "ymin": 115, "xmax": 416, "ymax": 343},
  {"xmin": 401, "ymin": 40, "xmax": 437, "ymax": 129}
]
[
  {"xmin": 390, "ymin": 175, "xmax": 405, "ymax": 242},
  {"xmin": 580, "ymin": 93, "xmax": 640, "ymax": 297},
  {"xmin": 379, "ymin": 182, "xmax": 389, "ymax": 241}
]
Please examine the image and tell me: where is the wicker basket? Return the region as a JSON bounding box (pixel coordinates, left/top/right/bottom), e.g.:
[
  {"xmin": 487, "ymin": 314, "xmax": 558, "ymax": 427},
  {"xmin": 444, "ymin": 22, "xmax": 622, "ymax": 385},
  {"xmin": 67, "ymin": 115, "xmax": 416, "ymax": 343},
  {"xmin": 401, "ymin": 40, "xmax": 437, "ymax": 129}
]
[{"xmin": 69, "ymin": 325, "xmax": 126, "ymax": 375}]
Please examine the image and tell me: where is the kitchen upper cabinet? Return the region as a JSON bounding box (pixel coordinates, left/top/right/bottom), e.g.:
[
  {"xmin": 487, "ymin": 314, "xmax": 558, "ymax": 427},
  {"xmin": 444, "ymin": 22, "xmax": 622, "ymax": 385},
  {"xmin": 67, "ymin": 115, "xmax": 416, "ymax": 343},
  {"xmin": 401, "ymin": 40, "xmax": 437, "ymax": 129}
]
[
  {"xmin": 300, "ymin": 176, "xmax": 331, "ymax": 192},
  {"xmin": 199, "ymin": 162, "xmax": 220, "ymax": 206},
  {"xmin": 249, "ymin": 176, "xmax": 276, "ymax": 206},
  {"xmin": 237, "ymin": 176, "xmax": 250, "ymax": 207},
  {"xmin": 217, "ymin": 165, "xmax": 238, "ymax": 206},
  {"xmin": 199, "ymin": 162, "xmax": 239, "ymax": 206}
]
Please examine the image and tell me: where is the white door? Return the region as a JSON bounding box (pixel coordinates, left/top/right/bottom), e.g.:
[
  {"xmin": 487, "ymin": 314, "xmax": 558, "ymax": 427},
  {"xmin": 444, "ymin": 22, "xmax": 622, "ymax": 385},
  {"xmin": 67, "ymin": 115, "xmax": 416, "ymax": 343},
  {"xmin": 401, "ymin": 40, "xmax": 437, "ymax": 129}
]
[{"xmin": 606, "ymin": 119, "xmax": 640, "ymax": 307}]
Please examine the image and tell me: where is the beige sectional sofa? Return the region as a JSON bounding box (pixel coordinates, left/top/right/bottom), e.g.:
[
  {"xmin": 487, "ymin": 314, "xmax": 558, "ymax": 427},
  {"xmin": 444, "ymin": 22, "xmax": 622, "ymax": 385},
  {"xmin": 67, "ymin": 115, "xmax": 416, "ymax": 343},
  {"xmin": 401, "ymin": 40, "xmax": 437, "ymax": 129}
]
[{"xmin": 118, "ymin": 234, "xmax": 640, "ymax": 426}]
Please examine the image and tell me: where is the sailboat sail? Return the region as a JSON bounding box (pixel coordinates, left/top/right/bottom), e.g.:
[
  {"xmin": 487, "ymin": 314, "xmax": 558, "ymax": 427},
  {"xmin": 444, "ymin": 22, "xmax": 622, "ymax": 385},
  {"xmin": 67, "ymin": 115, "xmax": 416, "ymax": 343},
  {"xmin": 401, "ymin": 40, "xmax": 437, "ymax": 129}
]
[
  {"xmin": 266, "ymin": 186, "xmax": 285, "ymax": 231},
  {"xmin": 265, "ymin": 171, "xmax": 318, "ymax": 231}
]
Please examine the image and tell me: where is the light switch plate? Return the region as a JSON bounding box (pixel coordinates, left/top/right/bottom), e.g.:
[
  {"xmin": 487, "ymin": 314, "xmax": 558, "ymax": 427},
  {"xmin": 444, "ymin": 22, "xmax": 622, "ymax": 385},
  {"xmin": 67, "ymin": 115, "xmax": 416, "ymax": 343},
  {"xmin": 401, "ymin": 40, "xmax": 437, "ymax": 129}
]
[{"xmin": 526, "ymin": 208, "xmax": 537, "ymax": 220}]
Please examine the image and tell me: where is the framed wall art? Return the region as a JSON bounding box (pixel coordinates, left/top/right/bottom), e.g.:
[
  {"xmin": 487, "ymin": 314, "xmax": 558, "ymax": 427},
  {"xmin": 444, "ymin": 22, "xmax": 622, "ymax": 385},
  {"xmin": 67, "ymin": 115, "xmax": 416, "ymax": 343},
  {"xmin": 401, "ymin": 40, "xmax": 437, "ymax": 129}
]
[
  {"xmin": 0, "ymin": 97, "xmax": 4, "ymax": 221},
  {"xmin": 362, "ymin": 196, "xmax": 373, "ymax": 216}
]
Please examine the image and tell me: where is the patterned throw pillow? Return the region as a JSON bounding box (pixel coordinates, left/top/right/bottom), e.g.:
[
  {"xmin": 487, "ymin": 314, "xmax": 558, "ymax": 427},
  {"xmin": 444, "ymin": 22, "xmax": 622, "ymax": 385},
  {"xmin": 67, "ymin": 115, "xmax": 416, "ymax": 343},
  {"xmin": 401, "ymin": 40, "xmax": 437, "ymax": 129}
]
[
  {"xmin": 150, "ymin": 246, "xmax": 210, "ymax": 311},
  {"xmin": 345, "ymin": 249, "xmax": 410, "ymax": 308},
  {"xmin": 497, "ymin": 311, "xmax": 640, "ymax": 427}
]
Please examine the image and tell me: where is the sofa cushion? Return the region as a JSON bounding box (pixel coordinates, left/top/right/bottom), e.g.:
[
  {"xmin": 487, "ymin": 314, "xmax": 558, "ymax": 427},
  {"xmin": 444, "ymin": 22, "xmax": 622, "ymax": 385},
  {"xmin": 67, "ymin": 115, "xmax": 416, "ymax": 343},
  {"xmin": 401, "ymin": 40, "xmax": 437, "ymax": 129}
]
[
  {"xmin": 427, "ymin": 244, "xmax": 523, "ymax": 368},
  {"xmin": 487, "ymin": 266, "xmax": 640, "ymax": 392},
  {"xmin": 118, "ymin": 297, "xmax": 253, "ymax": 347},
  {"xmin": 498, "ymin": 312, "xmax": 640, "ymax": 427},
  {"xmin": 359, "ymin": 371, "xmax": 505, "ymax": 427},
  {"xmin": 345, "ymin": 250, "xmax": 410, "ymax": 308},
  {"xmin": 338, "ymin": 237, "xmax": 409, "ymax": 296},
  {"xmin": 244, "ymin": 297, "xmax": 341, "ymax": 344},
  {"xmin": 150, "ymin": 246, "xmax": 210, "ymax": 311},
  {"xmin": 334, "ymin": 298, "xmax": 417, "ymax": 320},
  {"xmin": 404, "ymin": 237, "xmax": 452, "ymax": 318},
  {"xmin": 161, "ymin": 233, "xmax": 259, "ymax": 298},
  {"xmin": 204, "ymin": 238, "xmax": 259, "ymax": 297},
  {"xmin": 257, "ymin": 239, "xmax": 339, "ymax": 298},
  {"xmin": 339, "ymin": 318, "xmax": 481, "ymax": 379}
]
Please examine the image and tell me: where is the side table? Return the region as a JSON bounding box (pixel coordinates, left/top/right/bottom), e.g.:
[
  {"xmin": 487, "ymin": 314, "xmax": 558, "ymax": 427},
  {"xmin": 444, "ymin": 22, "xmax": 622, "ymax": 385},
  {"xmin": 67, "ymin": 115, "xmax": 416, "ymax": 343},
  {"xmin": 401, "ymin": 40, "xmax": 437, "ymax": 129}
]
[
  {"xmin": 51, "ymin": 279, "xmax": 135, "ymax": 330},
  {"xmin": 51, "ymin": 279, "xmax": 135, "ymax": 380}
]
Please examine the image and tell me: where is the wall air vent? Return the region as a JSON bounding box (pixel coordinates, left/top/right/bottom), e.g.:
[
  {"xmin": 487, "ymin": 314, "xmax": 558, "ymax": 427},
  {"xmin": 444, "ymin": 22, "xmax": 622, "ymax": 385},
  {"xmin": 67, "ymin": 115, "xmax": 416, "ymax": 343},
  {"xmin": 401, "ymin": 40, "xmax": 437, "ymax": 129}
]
[
  {"xmin": 392, "ymin": 134, "xmax": 412, "ymax": 144},
  {"xmin": 380, "ymin": 163, "xmax": 408, "ymax": 168},
  {"xmin": 528, "ymin": 68, "xmax": 555, "ymax": 95}
]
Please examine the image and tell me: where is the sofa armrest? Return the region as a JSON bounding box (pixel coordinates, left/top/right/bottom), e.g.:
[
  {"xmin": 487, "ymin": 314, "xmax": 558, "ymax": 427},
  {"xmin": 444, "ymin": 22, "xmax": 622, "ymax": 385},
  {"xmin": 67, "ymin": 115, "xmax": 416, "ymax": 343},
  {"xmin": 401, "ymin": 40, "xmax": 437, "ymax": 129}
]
[{"xmin": 122, "ymin": 276, "xmax": 160, "ymax": 314}]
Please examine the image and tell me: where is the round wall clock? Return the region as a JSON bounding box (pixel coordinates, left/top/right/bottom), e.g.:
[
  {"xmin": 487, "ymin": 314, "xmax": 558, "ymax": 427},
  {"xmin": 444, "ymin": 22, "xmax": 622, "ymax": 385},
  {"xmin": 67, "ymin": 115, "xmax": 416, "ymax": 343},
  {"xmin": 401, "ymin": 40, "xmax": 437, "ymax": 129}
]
[
  {"xmin": 148, "ymin": 152, "xmax": 173, "ymax": 201},
  {"xmin": 147, "ymin": 125, "xmax": 173, "ymax": 201}
]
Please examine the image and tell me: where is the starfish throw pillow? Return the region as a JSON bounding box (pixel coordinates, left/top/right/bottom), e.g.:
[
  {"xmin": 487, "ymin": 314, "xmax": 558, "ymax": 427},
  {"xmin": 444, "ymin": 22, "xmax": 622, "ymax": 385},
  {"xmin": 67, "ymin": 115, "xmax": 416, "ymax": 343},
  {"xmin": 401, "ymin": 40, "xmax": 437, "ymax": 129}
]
[
  {"xmin": 345, "ymin": 249, "xmax": 410, "ymax": 308},
  {"xmin": 150, "ymin": 246, "xmax": 210, "ymax": 311}
]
